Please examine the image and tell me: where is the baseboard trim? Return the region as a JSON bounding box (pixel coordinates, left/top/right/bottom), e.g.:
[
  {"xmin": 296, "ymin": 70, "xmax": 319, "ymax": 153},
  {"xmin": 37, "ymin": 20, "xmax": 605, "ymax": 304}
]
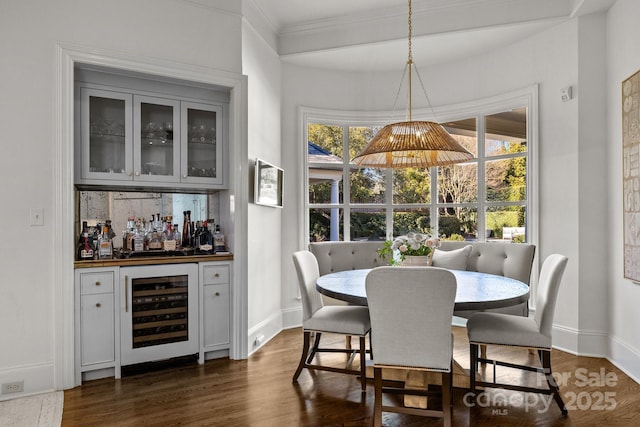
[
  {"xmin": 0, "ymin": 362, "xmax": 55, "ymax": 401},
  {"xmin": 608, "ymin": 334, "xmax": 640, "ymax": 384},
  {"xmin": 247, "ymin": 311, "xmax": 282, "ymax": 356}
]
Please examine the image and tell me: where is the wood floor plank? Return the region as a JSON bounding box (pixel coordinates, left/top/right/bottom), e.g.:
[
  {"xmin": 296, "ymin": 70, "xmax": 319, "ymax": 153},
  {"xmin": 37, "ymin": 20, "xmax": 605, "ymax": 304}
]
[{"xmin": 63, "ymin": 327, "xmax": 640, "ymax": 426}]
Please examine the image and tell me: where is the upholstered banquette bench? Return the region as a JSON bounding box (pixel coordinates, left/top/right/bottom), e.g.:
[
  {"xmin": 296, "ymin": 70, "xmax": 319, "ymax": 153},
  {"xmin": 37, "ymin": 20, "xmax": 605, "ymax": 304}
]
[{"xmin": 308, "ymin": 240, "xmax": 535, "ymax": 316}]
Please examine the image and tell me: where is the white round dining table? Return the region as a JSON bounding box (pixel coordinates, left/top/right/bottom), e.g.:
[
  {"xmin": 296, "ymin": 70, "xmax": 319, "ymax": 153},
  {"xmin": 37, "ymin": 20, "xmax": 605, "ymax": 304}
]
[{"xmin": 316, "ymin": 268, "xmax": 529, "ymax": 311}]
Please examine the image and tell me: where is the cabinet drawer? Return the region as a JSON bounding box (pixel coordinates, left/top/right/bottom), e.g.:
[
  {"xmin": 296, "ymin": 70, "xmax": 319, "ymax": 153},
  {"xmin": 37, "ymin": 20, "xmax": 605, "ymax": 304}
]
[
  {"xmin": 80, "ymin": 271, "xmax": 114, "ymax": 295},
  {"xmin": 80, "ymin": 293, "xmax": 115, "ymax": 366},
  {"xmin": 202, "ymin": 265, "xmax": 229, "ymax": 285},
  {"xmin": 203, "ymin": 283, "xmax": 230, "ymax": 348}
]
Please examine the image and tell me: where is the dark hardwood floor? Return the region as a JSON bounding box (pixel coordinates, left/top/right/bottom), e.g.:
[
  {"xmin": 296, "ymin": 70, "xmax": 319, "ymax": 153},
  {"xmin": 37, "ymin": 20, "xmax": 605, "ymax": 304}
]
[{"xmin": 63, "ymin": 327, "xmax": 640, "ymax": 426}]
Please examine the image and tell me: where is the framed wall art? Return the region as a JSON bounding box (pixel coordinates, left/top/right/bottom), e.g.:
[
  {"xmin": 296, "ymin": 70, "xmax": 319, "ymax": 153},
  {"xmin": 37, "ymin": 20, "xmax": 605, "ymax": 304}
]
[
  {"xmin": 623, "ymin": 70, "xmax": 640, "ymax": 282},
  {"xmin": 254, "ymin": 158, "xmax": 284, "ymax": 208}
]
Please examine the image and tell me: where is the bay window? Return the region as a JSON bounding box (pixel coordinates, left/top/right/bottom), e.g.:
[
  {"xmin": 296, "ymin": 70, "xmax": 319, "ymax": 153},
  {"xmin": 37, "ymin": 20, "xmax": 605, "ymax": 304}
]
[{"xmin": 304, "ymin": 88, "xmax": 536, "ymax": 245}]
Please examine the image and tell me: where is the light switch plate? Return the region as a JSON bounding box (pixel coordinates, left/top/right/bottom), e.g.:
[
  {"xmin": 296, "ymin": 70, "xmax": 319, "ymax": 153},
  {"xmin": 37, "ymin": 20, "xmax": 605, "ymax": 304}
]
[{"xmin": 30, "ymin": 208, "xmax": 44, "ymax": 226}]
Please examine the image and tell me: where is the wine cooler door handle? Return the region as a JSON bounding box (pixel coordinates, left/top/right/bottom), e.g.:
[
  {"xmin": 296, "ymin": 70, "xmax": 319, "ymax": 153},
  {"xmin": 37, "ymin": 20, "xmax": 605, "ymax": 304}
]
[{"xmin": 124, "ymin": 275, "xmax": 129, "ymax": 312}]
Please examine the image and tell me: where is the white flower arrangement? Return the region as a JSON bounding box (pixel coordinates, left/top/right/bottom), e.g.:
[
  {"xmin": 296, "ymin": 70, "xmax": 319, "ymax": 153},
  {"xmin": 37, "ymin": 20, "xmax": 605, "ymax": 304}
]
[{"xmin": 378, "ymin": 231, "xmax": 441, "ymax": 265}]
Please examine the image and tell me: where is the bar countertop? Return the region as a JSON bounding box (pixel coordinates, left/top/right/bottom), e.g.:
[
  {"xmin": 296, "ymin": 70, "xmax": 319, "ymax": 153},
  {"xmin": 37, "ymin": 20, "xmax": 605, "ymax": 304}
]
[{"xmin": 74, "ymin": 253, "xmax": 233, "ymax": 268}]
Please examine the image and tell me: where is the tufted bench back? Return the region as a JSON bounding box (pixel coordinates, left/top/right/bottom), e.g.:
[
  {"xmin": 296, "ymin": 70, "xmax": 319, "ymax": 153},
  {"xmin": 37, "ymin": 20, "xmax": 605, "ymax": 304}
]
[
  {"xmin": 439, "ymin": 241, "xmax": 535, "ymax": 285},
  {"xmin": 439, "ymin": 241, "xmax": 535, "ymax": 317},
  {"xmin": 309, "ymin": 241, "xmax": 385, "ymax": 276}
]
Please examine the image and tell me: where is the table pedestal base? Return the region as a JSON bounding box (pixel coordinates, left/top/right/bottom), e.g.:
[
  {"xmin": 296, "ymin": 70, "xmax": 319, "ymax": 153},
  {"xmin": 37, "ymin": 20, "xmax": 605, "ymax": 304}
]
[{"xmin": 366, "ymin": 359, "xmax": 473, "ymax": 408}]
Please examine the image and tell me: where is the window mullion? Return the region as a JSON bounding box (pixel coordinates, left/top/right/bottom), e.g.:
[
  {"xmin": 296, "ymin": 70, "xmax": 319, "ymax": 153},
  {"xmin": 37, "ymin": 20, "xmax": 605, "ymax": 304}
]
[
  {"xmin": 386, "ymin": 168, "xmax": 393, "ymax": 239},
  {"xmin": 477, "ymin": 114, "xmax": 486, "ymax": 241},
  {"xmin": 343, "ymin": 126, "xmax": 351, "ymax": 241}
]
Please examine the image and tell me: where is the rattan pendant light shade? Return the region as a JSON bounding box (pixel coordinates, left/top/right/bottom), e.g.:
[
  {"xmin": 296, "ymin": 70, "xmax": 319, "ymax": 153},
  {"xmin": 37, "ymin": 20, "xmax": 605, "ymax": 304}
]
[
  {"xmin": 352, "ymin": 0, "xmax": 474, "ymax": 169},
  {"xmin": 352, "ymin": 120, "xmax": 473, "ymax": 168}
]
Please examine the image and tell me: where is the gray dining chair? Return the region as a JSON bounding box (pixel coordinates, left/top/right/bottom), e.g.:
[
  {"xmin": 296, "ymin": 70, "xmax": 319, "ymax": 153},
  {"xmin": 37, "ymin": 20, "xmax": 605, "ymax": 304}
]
[
  {"xmin": 291, "ymin": 250, "xmax": 371, "ymax": 392},
  {"xmin": 466, "ymin": 254, "xmax": 569, "ymax": 415},
  {"xmin": 366, "ymin": 266, "xmax": 457, "ymax": 427}
]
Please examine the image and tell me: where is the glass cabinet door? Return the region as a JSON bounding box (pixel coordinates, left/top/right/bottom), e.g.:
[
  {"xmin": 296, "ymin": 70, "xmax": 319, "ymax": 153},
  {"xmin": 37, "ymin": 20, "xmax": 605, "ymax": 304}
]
[
  {"xmin": 80, "ymin": 88, "xmax": 132, "ymax": 181},
  {"xmin": 134, "ymin": 95, "xmax": 181, "ymax": 183},
  {"xmin": 181, "ymin": 101, "xmax": 223, "ymax": 185}
]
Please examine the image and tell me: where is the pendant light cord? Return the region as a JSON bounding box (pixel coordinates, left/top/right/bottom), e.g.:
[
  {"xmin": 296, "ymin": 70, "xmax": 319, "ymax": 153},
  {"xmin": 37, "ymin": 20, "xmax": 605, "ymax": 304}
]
[{"xmin": 408, "ymin": 0, "xmax": 413, "ymax": 121}]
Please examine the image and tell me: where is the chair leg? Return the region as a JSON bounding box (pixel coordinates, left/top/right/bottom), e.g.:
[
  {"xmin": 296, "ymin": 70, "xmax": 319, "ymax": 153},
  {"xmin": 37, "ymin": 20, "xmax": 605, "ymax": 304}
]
[
  {"xmin": 469, "ymin": 343, "xmax": 478, "ymax": 395},
  {"xmin": 540, "ymin": 350, "xmax": 568, "ymax": 416},
  {"xmin": 373, "ymin": 367, "xmax": 383, "ymax": 427},
  {"xmin": 480, "ymin": 344, "xmax": 487, "ymax": 360},
  {"xmin": 359, "ymin": 336, "xmax": 367, "ymax": 392},
  {"xmin": 345, "ymin": 335, "xmax": 352, "ymax": 350},
  {"xmin": 306, "ymin": 332, "xmax": 322, "ymax": 364},
  {"xmin": 292, "ymin": 331, "xmax": 311, "ymax": 382},
  {"xmin": 442, "ymin": 369, "xmax": 453, "ymax": 427}
]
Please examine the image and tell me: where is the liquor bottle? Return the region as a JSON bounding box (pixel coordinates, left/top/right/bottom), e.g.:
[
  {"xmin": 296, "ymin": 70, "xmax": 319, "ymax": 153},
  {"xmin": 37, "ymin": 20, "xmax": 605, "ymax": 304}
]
[
  {"xmin": 193, "ymin": 220, "xmax": 203, "ymax": 250},
  {"xmin": 97, "ymin": 225, "xmax": 113, "ymax": 259},
  {"xmin": 147, "ymin": 215, "xmax": 163, "ymax": 251},
  {"xmin": 162, "ymin": 223, "xmax": 177, "ymax": 251},
  {"xmin": 173, "ymin": 224, "xmax": 182, "ymax": 248},
  {"xmin": 123, "ymin": 216, "xmax": 135, "ymax": 251},
  {"xmin": 132, "ymin": 221, "xmax": 145, "ymax": 252},
  {"xmin": 213, "ymin": 224, "xmax": 226, "ymax": 253},
  {"xmin": 77, "ymin": 221, "xmax": 94, "ymax": 260},
  {"xmin": 197, "ymin": 220, "xmax": 213, "ymax": 254},
  {"xmin": 183, "ymin": 211, "xmax": 193, "ymax": 247}
]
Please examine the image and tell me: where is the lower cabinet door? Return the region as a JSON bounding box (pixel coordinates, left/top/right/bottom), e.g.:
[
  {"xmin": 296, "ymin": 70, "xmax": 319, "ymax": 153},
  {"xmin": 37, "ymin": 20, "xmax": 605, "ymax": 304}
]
[
  {"xmin": 203, "ymin": 283, "xmax": 230, "ymax": 349},
  {"xmin": 80, "ymin": 293, "xmax": 115, "ymax": 366}
]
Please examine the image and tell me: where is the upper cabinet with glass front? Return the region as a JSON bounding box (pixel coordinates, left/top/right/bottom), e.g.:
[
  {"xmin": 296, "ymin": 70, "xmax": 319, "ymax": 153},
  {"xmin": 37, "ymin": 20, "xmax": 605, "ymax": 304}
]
[{"xmin": 75, "ymin": 70, "xmax": 228, "ymax": 191}]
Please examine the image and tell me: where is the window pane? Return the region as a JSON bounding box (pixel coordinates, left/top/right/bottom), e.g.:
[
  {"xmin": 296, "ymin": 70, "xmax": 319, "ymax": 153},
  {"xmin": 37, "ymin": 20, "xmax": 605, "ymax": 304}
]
[
  {"xmin": 309, "ymin": 178, "xmax": 342, "ymax": 204},
  {"xmin": 442, "ymin": 118, "xmax": 478, "ymax": 157},
  {"xmin": 393, "ymin": 168, "xmax": 430, "ymax": 204},
  {"xmin": 348, "ymin": 126, "xmax": 376, "ymax": 161},
  {"xmin": 438, "ymin": 162, "xmax": 478, "ymax": 203},
  {"xmin": 308, "ymin": 123, "xmax": 343, "ymax": 158},
  {"xmin": 438, "ymin": 207, "xmax": 478, "ymax": 240},
  {"xmin": 392, "ymin": 208, "xmax": 431, "ymax": 236},
  {"xmin": 350, "ymin": 208, "xmax": 386, "ymax": 241},
  {"xmin": 309, "ymin": 208, "xmax": 343, "ymax": 242},
  {"xmin": 486, "ymin": 206, "xmax": 527, "ymax": 242},
  {"xmin": 485, "ymin": 108, "xmax": 527, "ymax": 157},
  {"xmin": 350, "ymin": 167, "xmax": 385, "ymax": 203},
  {"xmin": 485, "ymin": 156, "xmax": 527, "ymax": 202}
]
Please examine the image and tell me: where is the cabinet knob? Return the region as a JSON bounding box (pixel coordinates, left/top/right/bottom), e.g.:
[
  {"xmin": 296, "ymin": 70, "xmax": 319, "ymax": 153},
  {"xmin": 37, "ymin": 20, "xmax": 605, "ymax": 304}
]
[
  {"xmin": 214, "ymin": 273, "xmax": 220, "ymax": 278},
  {"xmin": 182, "ymin": 174, "xmax": 188, "ymax": 178},
  {"xmin": 96, "ymin": 303, "xmax": 101, "ymax": 308},
  {"xmin": 215, "ymin": 292, "xmax": 220, "ymax": 296},
  {"xmin": 135, "ymin": 171, "xmax": 140, "ymax": 176},
  {"xmin": 128, "ymin": 171, "xmax": 133, "ymax": 176},
  {"xmin": 95, "ymin": 281, "xmax": 101, "ymax": 286}
]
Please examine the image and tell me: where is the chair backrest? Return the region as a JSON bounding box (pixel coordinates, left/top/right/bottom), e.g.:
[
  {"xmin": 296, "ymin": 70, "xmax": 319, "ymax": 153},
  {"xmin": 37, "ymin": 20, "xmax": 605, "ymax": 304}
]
[
  {"xmin": 292, "ymin": 251, "xmax": 324, "ymax": 322},
  {"xmin": 366, "ymin": 266, "xmax": 457, "ymax": 371},
  {"xmin": 533, "ymin": 254, "xmax": 568, "ymax": 337},
  {"xmin": 439, "ymin": 241, "xmax": 536, "ymax": 285},
  {"xmin": 309, "ymin": 241, "xmax": 385, "ymax": 275}
]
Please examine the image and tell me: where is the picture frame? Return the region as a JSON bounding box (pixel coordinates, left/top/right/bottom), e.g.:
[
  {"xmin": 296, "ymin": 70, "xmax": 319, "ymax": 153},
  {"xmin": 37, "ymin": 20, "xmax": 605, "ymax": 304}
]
[
  {"xmin": 254, "ymin": 158, "xmax": 284, "ymax": 208},
  {"xmin": 622, "ymin": 69, "xmax": 640, "ymax": 282}
]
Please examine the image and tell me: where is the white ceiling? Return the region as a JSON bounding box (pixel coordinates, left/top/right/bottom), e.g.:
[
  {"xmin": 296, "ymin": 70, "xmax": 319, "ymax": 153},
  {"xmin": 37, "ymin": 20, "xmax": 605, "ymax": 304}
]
[{"xmin": 249, "ymin": 0, "xmax": 616, "ymax": 72}]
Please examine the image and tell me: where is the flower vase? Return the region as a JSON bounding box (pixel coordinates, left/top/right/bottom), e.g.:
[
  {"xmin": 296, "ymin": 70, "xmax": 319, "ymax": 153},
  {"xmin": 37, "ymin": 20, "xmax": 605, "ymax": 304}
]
[{"xmin": 402, "ymin": 255, "xmax": 433, "ymax": 266}]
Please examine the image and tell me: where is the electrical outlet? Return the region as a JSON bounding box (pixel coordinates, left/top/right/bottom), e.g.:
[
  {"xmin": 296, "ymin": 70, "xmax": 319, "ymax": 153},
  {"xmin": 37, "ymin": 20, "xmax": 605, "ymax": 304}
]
[
  {"xmin": 254, "ymin": 334, "xmax": 265, "ymax": 346},
  {"xmin": 2, "ymin": 381, "xmax": 24, "ymax": 394}
]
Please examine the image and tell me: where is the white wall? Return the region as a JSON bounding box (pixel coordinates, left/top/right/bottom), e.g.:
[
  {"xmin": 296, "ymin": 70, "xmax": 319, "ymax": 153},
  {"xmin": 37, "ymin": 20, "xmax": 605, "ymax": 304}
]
[
  {"xmin": 607, "ymin": 0, "xmax": 640, "ymax": 382},
  {"xmin": 0, "ymin": 0, "xmax": 242, "ymax": 397},
  {"xmin": 280, "ymin": 14, "xmax": 618, "ymax": 367},
  {"xmin": 241, "ymin": 18, "xmax": 284, "ymax": 353}
]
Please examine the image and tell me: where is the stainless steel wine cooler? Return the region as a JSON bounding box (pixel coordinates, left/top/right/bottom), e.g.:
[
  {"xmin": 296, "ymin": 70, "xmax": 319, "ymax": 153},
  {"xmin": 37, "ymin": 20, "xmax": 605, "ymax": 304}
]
[{"xmin": 120, "ymin": 264, "xmax": 198, "ymax": 366}]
